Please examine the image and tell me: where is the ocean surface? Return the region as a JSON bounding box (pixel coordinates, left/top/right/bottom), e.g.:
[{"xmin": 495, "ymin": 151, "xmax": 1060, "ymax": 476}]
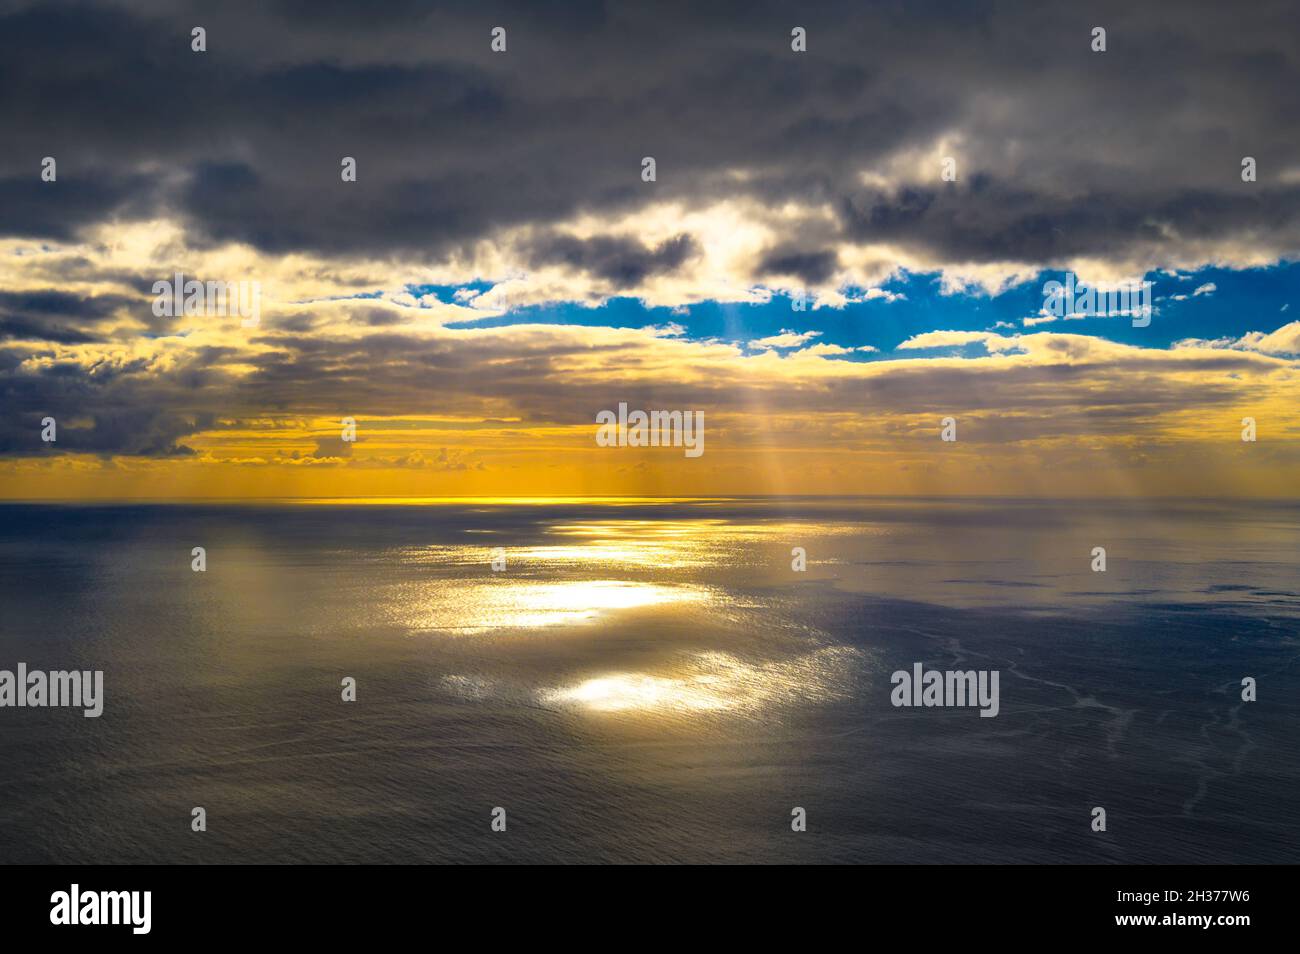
[{"xmin": 0, "ymin": 497, "xmax": 1296, "ymax": 864}]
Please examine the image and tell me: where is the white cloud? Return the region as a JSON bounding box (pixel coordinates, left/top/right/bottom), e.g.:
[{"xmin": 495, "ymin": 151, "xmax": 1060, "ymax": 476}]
[
  {"xmin": 897, "ymin": 330, "xmax": 1023, "ymax": 352},
  {"xmin": 793, "ymin": 342, "xmax": 878, "ymax": 357},
  {"xmin": 750, "ymin": 329, "xmax": 822, "ymax": 349},
  {"xmin": 1179, "ymin": 321, "xmax": 1300, "ymax": 356}
]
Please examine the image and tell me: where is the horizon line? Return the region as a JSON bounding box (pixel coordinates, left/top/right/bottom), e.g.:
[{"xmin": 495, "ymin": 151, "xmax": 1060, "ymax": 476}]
[{"xmin": 2, "ymin": 494, "xmax": 1299, "ymax": 506}]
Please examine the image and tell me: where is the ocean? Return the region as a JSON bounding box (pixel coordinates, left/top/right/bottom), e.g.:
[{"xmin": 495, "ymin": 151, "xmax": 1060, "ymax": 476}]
[{"xmin": 0, "ymin": 497, "xmax": 1296, "ymax": 863}]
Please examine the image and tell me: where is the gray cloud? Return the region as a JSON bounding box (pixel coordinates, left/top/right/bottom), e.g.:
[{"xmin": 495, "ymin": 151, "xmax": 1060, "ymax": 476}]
[
  {"xmin": 2, "ymin": 0, "xmax": 1298, "ymax": 460},
  {"xmin": 759, "ymin": 247, "xmax": 839, "ymax": 285},
  {"xmin": 1, "ymin": 0, "xmax": 1296, "ymax": 277},
  {"xmin": 1, "ymin": 316, "xmax": 1286, "ymax": 458},
  {"xmin": 0, "ymin": 289, "xmax": 136, "ymax": 343},
  {"xmin": 527, "ymin": 233, "xmax": 698, "ymax": 288}
]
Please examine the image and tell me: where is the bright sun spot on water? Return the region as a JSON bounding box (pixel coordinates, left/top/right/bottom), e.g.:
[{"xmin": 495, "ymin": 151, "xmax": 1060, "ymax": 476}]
[
  {"xmin": 550, "ymin": 672, "xmax": 731, "ymax": 712},
  {"xmin": 541, "ymin": 648, "xmax": 860, "ymax": 715},
  {"xmin": 388, "ymin": 579, "xmax": 707, "ymax": 634}
]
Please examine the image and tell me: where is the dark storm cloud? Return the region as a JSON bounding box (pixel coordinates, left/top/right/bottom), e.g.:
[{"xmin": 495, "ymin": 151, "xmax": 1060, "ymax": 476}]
[
  {"xmin": 0, "ymin": 171, "xmax": 161, "ymax": 242},
  {"xmin": 2, "ymin": 0, "xmax": 1298, "ymax": 461},
  {"xmin": 2, "ymin": 0, "xmax": 1297, "ymax": 271},
  {"xmin": 0, "ymin": 375, "xmax": 202, "ymax": 457},
  {"xmin": 839, "ymin": 181, "xmax": 1300, "ymax": 264},
  {"xmin": 759, "ymin": 247, "xmax": 839, "ymax": 285},
  {"xmin": 527, "ymin": 233, "xmax": 698, "ymax": 288},
  {"xmin": 4, "ymin": 313, "xmax": 1284, "ymax": 459},
  {"xmin": 0, "ymin": 289, "xmax": 134, "ymax": 343},
  {"xmin": 0, "ymin": 326, "xmax": 236, "ymax": 457}
]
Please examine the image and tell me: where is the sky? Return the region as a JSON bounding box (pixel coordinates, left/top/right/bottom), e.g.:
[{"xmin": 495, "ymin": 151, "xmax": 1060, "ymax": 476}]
[{"xmin": 1, "ymin": 0, "xmax": 1298, "ymax": 499}]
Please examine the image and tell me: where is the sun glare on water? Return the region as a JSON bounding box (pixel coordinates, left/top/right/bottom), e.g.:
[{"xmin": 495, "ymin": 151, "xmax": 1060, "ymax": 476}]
[
  {"xmin": 387, "ymin": 578, "xmax": 707, "ymax": 635},
  {"xmin": 541, "ymin": 648, "xmax": 860, "ymax": 716}
]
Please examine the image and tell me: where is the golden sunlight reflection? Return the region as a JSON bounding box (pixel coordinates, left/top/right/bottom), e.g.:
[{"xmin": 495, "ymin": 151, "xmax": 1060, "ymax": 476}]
[
  {"xmin": 375, "ymin": 515, "xmax": 875, "ymax": 635},
  {"xmin": 386, "ymin": 579, "xmax": 708, "ymax": 634},
  {"xmin": 391, "ymin": 518, "xmax": 868, "ymax": 573},
  {"xmin": 539, "ymin": 519, "xmax": 869, "ymax": 565},
  {"xmin": 540, "ymin": 647, "xmax": 861, "ymax": 716}
]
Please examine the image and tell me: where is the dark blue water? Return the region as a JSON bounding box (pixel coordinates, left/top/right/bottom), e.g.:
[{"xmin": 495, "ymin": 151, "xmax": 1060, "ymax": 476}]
[{"xmin": 0, "ymin": 498, "xmax": 1296, "ymax": 863}]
